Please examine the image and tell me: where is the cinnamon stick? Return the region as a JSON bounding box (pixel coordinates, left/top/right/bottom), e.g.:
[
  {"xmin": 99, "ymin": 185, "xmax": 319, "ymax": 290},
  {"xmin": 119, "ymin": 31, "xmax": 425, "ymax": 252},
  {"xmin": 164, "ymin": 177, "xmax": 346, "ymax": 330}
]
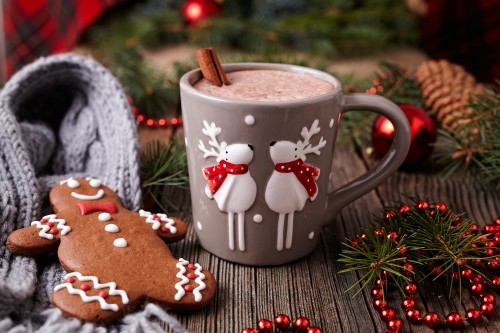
[{"xmin": 195, "ymin": 47, "xmax": 230, "ymax": 86}]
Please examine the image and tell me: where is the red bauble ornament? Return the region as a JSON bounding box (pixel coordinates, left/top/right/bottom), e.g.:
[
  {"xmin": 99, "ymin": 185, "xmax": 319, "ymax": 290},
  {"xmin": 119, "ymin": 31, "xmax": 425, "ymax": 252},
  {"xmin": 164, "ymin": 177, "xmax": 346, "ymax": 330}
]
[
  {"xmin": 423, "ymin": 312, "xmax": 441, "ymax": 329},
  {"xmin": 386, "ymin": 318, "xmax": 403, "ymax": 332},
  {"xmin": 307, "ymin": 327, "xmax": 322, "ymax": 333},
  {"xmin": 380, "ymin": 307, "xmax": 396, "ymax": 322},
  {"xmin": 241, "ymin": 329, "xmax": 256, "ymax": 333},
  {"xmin": 406, "ymin": 308, "xmax": 421, "ymax": 324},
  {"xmin": 401, "ymin": 298, "xmax": 416, "ymax": 310},
  {"xmin": 371, "ymin": 287, "xmax": 384, "ymax": 299},
  {"xmin": 404, "ymin": 282, "xmax": 418, "ymax": 296},
  {"xmin": 294, "ymin": 317, "xmax": 311, "ymax": 332},
  {"xmin": 465, "ymin": 309, "xmax": 482, "ymax": 325},
  {"xmin": 445, "ymin": 312, "xmax": 464, "ymax": 329},
  {"xmin": 471, "ymin": 283, "xmax": 484, "ymax": 295},
  {"xmin": 492, "ymin": 276, "xmax": 500, "ymax": 289},
  {"xmin": 481, "ymin": 302, "xmax": 495, "ymax": 317},
  {"xmin": 274, "ymin": 314, "xmax": 290, "ymax": 330},
  {"xmin": 374, "ymin": 299, "xmax": 388, "ymax": 311},
  {"xmin": 180, "ymin": 0, "xmax": 221, "ymax": 25},
  {"xmin": 372, "ymin": 104, "xmax": 437, "ymax": 166},
  {"xmin": 257, "ymin": 319, "xmax": 273, "ymax": 333},
  {"xmin": 482, "ymin": 293, "xmax": 495, "ymax": 304}
]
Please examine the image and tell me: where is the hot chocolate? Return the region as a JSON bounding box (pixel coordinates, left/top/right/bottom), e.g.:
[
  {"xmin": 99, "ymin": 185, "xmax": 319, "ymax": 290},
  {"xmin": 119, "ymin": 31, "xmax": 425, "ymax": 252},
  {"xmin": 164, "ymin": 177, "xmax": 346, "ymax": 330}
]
[{"xmin": 193, "ymin": 69, "xmax": 334, "ymax": 101}]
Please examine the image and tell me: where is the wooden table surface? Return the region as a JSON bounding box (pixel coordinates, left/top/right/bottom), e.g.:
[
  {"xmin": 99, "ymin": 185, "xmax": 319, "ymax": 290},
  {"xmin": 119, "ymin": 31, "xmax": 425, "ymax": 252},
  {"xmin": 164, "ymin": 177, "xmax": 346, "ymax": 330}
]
[{"xmin": 155, "ymin": 139, "xmax": 500, "ymax": 333}]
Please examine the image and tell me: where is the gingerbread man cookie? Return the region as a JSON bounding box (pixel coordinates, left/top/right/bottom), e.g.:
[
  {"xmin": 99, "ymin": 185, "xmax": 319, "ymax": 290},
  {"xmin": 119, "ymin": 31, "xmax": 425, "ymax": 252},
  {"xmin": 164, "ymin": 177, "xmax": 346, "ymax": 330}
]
[{"xmin": 7, "ymin": 178, "xmax": 216, "ymax": 323}]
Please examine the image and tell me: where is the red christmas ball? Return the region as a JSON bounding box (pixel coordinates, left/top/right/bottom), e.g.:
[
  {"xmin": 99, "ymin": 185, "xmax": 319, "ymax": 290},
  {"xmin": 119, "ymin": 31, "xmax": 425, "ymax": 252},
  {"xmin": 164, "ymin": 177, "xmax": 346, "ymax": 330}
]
[
  {"xmin": 374, "ymin": 299, "xmax": 388, "ymax": 311},
  {"xmin": 482, "ymin": 293, "xmax": 495, "ymax": 304},
  {"xmin": 293, "ymin": 317, "xmax": 311, "ymax": 332},
  {"xmin": 401, "ymin": 298, "xmax": 416, "ymax": 310},
  {"xmin": 423, "ymin": 312, "xmax": 441, "ymax": 329},
  {"xmin": 445, "ymin": 312, "xmax": 464, "ymax": 329},
  {"xmin": 371, "ymin": 287, "xmax": 384, "ymax": 299},
  {"xmin": 465, "ymin": 309, "xmax": 482, "ymax": 325},
  {"xmin": 274, "ymin": 314, "xmax": 291, "ymax": 330},
  {"xmin": 406, "ymin": 308, "xmax": 421, "ymax": 323},
  {"xmin": 257, "ymin": 319, "xmax": 273, "ymax": 333},
  {"xmin": 380, "ymin": 307, "xmax": 396, "ymax": 322},
  {"xmin": 372, "ymin": 103, "xmax": 437, "ymax": 166},
  {"xmin": 307, "ymin": 328, "xmax": 322, "ymax": 333},
  {"xmin": 241, "ymin": 329, "xmax": 256, "ymax": 333},
  {"xmin": 386, "ymin": 318, "xmax": 403, "ymax": 332},
  {"xmin": 471, "ymin": 283, "xmax": 484, "ymax": 295},
  {"xmin": 492, "ymin": 276, "xmax": 500, "ymax": 289},
  {"xmin": 481, "ymin": 302, "xmax": 495, "ymax": 317},
  {"xmin": 180, "ymin": 0, "xmax": 221, "ymax": 25},
  {"xmin": 404, "ymin": 282, "xmax": 418, "ymax": 296}
]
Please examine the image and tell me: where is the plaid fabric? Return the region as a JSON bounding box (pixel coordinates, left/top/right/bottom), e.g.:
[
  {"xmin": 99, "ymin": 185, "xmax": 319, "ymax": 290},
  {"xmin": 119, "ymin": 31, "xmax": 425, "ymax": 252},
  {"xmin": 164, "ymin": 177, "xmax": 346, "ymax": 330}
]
[
  {"xmin": 420, "ymin": 0, "xmax": 500, "ymax": 83},
  {"xmin": 3, "ymin": 0, "xmax": 124, "ymax": 80}
]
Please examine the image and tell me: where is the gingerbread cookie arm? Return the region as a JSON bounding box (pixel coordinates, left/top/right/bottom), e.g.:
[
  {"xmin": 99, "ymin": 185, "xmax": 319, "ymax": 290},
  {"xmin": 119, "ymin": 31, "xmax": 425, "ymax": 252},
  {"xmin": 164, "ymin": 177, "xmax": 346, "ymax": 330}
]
[
  {"xmin": 53, "ymin": 272, "xmax": 134, "ymax": 324},
  {"xmin": 7, "ymin": 214, "xmax": 70, "ymax": 256},
  {"xmin": 138, "ymin": 210, "xmax": 188, "ymax": 244}
]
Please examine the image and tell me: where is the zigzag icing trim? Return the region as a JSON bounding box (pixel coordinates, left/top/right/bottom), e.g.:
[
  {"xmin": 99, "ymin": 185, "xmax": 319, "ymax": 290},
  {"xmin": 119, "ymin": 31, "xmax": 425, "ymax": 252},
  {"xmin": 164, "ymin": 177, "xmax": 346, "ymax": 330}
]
[
  {"xmin": 31, "ymin": 214, "xmax": 71, "ymax": 240},
  {"xmin": 193, "ymin": 263, "xmax": 206, "ymax": 302},
  {"xmin": 174, "ymin": 258, "xmax": 206, "ymax": 302},
  {"xmin": 139, "ymin": 210, "xmax": 177, "ymax": 234},
  {"xmin": 54, "ymin": 272, "xmax": 129, "ymax": 312},
  {"xmin": 174, "ymin": 258, "xmax": 189, "ymax": 301}
]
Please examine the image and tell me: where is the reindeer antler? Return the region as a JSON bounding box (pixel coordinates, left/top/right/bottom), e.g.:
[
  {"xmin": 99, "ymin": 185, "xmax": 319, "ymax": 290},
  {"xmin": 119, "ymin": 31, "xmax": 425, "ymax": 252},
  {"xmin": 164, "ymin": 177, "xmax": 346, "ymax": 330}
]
[
  {"xmin": 297, "ymin": 119, "xmax": 327, "ymax": 160},
  {"xmin": 198, "ymin": 121, "xmax": 227, "ymax": 162}
]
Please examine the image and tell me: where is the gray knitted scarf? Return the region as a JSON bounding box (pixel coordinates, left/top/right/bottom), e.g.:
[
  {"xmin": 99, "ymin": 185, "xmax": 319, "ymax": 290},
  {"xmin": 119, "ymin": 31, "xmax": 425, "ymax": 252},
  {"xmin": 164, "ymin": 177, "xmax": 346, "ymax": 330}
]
[{"xmin": 0, "ymin": 54, "xmax": 187, "ymax": 333}]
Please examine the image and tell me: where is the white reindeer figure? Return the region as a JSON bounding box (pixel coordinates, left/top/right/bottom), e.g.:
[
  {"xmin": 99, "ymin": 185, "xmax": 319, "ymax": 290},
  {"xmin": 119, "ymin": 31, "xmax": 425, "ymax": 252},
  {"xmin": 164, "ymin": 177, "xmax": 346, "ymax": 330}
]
[
  {"xmin": 265, "ymin": 119, "xmax": 327, "ymax": 251},
  {"xmin": 198, "ymin": 120, "xmax": 257, "ymax": 251}
]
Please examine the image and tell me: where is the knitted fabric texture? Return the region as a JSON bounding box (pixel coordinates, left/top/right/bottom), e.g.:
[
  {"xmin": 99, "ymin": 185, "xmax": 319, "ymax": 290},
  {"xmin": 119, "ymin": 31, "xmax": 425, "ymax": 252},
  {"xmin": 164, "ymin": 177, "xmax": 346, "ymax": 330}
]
[{"xmin": 0, "ymin": 54, "xmax": 186, "ymax": 332}]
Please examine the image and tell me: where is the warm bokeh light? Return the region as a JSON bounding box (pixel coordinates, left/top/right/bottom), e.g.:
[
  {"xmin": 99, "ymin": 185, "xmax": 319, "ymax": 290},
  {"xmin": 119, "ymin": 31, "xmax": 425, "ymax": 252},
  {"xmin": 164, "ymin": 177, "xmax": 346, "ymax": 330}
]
[{"xmin": 185, "ymin": 3, "xmax": 203, "ymax": 21}]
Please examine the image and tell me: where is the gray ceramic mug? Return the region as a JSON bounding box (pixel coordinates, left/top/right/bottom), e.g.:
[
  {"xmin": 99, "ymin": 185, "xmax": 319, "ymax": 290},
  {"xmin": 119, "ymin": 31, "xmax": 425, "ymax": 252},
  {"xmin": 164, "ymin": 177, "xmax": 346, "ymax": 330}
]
[{"xmin": 180, "ymin": 63, "xmax": 410, "ymax": 266}]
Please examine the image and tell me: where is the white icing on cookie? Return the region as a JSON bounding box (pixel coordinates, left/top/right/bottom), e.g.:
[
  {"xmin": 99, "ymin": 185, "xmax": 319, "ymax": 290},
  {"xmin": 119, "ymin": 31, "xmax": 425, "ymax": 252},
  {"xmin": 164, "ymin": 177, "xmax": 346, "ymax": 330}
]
[
  {"xmin": 193, "ymin": 263, "xmax": 206, "ymax": 302},
  {"xmin": 86, "ymin": 177, "xmax": 102, "ymax": 188},
  {"xmin": 98, "ymin": 213, "xmax": 111, "ymax": 221},
  {"xmin": 54, "ymin": 272, "xmax": 129, "ymax": 311},
  {"xmin": 113, "ymin": 238, "xmax": 127, "ymax": 248},
  {"xmin": 31, "ymin": 214, "xmax": 71, "ymax": 240},
  {"xmin": 71, "ymin": 189, "xmax": 104, "ymax": 200},
  {"xmin": 174, "ymin": 258, "xmax": 189, "ymax": 301},
  {"xmin": 105, "ymin": 224, "xmax": 119, "ymax": 233},
  {"xmin": 60, "ymin": 178, "xmax": 80, "ymax": 188},
  {"xmin": 139, "ymin": 210, "xmax": 177, "ymax": 234}
]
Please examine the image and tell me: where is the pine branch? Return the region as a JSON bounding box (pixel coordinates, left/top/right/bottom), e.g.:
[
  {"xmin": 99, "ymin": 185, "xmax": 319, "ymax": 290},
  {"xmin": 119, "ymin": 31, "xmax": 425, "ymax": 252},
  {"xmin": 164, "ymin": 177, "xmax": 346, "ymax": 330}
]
[
  {"xmin": 433, "ymin": 84, "xmax": 500, "ymax": 188},
  {"xmin": 140, "ymin": 139, "xmax": 189, "ymax": 212},
  {"xmin": 339, "ymin": 198, "xmax": 493, "ymax": 300}
]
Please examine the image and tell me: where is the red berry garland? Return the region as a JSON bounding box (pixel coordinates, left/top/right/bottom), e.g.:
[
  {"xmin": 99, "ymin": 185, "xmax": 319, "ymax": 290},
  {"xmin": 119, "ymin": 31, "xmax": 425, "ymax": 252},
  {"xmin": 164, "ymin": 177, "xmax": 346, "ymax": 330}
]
[
  {"xmin": 365, "ymin": 210, "xmax": 500, "ymax": 331},
  {"xmin": 128, "ymin": 97, "xmax": 182, "ymax": 129},
  {"xmin": 242, "ymin": 315, "xmax": 322, "ymax": 333}
]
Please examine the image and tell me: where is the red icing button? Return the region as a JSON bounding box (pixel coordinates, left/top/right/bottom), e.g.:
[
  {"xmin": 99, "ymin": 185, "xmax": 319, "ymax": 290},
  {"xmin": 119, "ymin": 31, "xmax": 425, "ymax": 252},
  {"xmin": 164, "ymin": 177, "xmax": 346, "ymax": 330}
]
[
  {"xmin": 184, "ymin": 285, "xmax": 194, "ymax": 292},
  {"xmin": 160, "ymin": 226, "xmax": 168, "ymax": 233},
  {"xmin": 49, "ymin": 228, "xmax": 59, "ymax": 235},
  {"xmin": 65, "ymin": 277, "xmax": 76, "ymax": 283},
  {"xmin": 187, "ymin": 272, "xmax": 197, "ymax": 279},
  {"xmin": 99, "ymin": 291, "xmax": 109, "ymax": 299},
  {"xmin": 80, "ymin": 283, "xmax": 91, "ymax": 291},
  {"xmin": 187, "ymin": 263, "xmax": 197, "ymax": 270},
  {"xmin": 40, "ymin": 219, "xmax": 48, "ymax": 224},
  {"xmin": 47, "ymin": 222, "xmax": 54, "ymax": 227},
  {"xmin": 155, "ymin": 217, "xmax": 162, "ymax": 222}
]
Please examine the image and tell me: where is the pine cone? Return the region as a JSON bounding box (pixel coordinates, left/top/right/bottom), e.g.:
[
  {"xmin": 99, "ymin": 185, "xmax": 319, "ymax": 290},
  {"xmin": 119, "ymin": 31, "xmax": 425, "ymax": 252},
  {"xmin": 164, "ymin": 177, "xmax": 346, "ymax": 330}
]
[{"xmin": 414, "ymin": 59, "xmax": 485, "ymax": 131}]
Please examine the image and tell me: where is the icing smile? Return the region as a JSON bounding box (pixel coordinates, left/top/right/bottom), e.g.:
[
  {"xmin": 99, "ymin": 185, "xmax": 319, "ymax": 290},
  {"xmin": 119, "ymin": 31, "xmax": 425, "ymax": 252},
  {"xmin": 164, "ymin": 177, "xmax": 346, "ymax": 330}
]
[{"xmin": 71, "ymin": 190, "xmax": 105, "ymax": 201}]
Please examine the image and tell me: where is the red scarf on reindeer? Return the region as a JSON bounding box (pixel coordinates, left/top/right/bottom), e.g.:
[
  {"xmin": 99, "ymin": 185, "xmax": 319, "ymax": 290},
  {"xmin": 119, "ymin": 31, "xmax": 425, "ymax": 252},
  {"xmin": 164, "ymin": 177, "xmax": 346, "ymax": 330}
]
[
  {"xmin": 275, "ymin": 159, "xmax": 320, "ymax": 199},
  {"xmin": 203, "ymin": 161, "xmax": 249, "ymax": 195}
]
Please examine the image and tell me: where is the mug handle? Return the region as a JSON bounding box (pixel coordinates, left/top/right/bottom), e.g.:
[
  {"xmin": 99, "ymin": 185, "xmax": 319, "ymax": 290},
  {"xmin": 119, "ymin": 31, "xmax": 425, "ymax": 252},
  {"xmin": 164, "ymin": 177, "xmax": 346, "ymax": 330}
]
[{"xmin": 324, "ymin": 93, "xmax": 411, "ymax": 224}]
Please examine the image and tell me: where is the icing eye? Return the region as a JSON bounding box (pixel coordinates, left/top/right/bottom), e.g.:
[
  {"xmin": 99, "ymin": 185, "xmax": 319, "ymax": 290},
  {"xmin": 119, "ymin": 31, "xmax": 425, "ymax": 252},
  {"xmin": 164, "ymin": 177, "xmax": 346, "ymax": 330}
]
[
  {"xmin": 67, "ymin": 179, "xmax": 80, "ymax": 189},
  {"xmin": 88, "ymin": 179, "xmax": 102, "ymax": 188}
]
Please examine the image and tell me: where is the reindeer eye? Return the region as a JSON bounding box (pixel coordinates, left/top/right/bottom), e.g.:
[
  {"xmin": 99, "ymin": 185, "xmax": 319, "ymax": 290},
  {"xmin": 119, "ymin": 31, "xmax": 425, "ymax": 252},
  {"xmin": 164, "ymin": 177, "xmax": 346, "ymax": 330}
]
[
  {"xmin": 294, "ymin": 148, "xmax": 297, "ymax": 151},
  {"xmin": 295, "ymin": 155, "xmax": 297, "ymax": 158},
  {"xmin": 225, "ymin": 151, "xmax": 228, "ymax": 154}
]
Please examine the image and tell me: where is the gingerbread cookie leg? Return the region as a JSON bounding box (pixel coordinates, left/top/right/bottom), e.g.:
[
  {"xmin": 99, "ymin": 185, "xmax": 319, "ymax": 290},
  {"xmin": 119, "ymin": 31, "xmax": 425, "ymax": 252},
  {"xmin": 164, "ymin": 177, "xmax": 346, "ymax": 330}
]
[
  {"xmin": 146, "ymin": 258, "xmax": 216, "ymax": 311},
  {"xmin": 7, "ymin": 214, "xmax": 71, "ymax": 256},
  {"xmin": 52, "ymin": 272, "xmax": 133, "ymax": 324}
]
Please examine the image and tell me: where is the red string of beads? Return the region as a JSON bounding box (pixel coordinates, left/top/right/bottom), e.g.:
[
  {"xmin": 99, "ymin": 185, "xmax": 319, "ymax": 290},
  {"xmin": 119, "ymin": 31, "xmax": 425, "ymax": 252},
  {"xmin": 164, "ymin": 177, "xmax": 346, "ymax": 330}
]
[
  {"xmin": 128, "ymin": 97, "xmax": 182, "ymax": 128},
  {"xmin": 365, "ymin": 202, "xmax": 500, "ymax": 332},
  {"xmin": 242, "ymin": 314, "xmax": 322, "ymax": 333}
]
